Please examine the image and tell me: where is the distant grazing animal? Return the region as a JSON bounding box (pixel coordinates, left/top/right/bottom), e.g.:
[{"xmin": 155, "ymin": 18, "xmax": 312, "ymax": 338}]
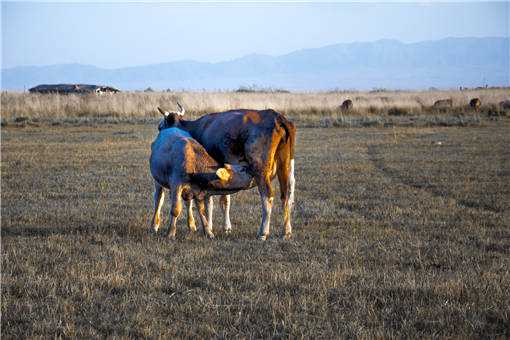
[
  {"xmin": 499, "ymin": 100, "xmax": 510, "ymax": 110},
  {"xmin": 469, "ymin": 98, "xmax": 481, "ymax": 111},
  {"xmin": 156, "ymin": 104, "xmax": 296, "ymax": 240},
  {"xmin": 433, "ymin": 99, "xmax": 453, "ymax": 109},
  {"xmin": 150, "ymin": 124, "xmax": 254, "ymax": 239},
  {"xmin": 341, "ymin": 99, "xmax": 353, "ymax": 112}
]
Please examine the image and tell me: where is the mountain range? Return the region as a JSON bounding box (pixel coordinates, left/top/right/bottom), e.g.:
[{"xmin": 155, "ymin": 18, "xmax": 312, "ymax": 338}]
[{"xmin": 2, "ymin": 37, "xmax": 509, "ymax": 91}]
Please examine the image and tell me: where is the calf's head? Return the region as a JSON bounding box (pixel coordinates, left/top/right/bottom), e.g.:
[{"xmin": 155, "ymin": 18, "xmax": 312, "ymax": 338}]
[
  {"xmin": 210, "ymin": 164, "xmax": 254, "ymax": 190},
  {"xmin": 157, "ymin": 103, "xmax": 185, "ymax": 130}
]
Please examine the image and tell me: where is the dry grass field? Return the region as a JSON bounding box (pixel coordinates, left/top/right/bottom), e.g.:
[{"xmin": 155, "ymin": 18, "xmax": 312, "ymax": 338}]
[
  {"xmin": 2, "ymin": 88, "xmax": 509, "ymax": 126},
  {"xmin": 2, "ymin": 117, "xmax": 509, "ymax": 337}
]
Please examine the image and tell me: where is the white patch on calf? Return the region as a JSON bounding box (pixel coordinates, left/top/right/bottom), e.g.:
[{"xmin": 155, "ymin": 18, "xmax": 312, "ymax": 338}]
[{"xmin": 289, "ymin": 159, "xmax": 295, "ymax": 208}]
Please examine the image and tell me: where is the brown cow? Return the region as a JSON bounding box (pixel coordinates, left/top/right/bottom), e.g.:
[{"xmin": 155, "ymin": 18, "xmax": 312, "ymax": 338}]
[
  {"xmin": 341, "ymin": 99, "xmax": 353, "ymax": 112},
  {"xmin": 469, "ymin": 98, "xmax": 481, "ymax": 111},
  {"xmin": 157, "ymin": 104, "xmax": 296, "ymax": 240},
  {"xmin": 433, "ymin": 99, "xmax": 453, "ymax": 108}
]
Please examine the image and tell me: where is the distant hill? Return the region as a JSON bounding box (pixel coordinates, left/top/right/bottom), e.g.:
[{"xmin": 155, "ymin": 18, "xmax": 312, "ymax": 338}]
[{"xmin": 2, "ymin": 37, "xmax": 508, "ymax": 91}]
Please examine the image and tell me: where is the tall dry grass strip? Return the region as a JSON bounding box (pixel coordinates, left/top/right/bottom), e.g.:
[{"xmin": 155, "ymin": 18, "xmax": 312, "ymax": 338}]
[{"xmin": 1, "ymin": 89, "xmax": 509, "ymax": 122}]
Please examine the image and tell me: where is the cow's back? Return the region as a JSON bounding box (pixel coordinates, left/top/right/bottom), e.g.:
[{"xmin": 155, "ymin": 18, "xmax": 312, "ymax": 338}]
[{"xmin": 190, "ymin": 109, "xmax": 282, "ymax": 165}]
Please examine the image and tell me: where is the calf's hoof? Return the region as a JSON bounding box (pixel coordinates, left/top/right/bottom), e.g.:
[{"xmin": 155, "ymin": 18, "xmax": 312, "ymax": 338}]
[
  {"xmin": 257, "ymin": 234, "xmax": 268, "ymax": 241},
  {"xmin": 188, "ymin": 222, "xmax": 197, "ymax": 233},
  {"xmin": 283, "ymin": 233, "xmax": 292, "ymax": 240}
]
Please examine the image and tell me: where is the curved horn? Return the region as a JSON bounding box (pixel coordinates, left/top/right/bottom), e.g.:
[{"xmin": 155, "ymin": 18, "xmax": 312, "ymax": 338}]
[
  {"xmin": 176, "ymin": 102, "xmax": 185, "ymax": 116},
  {"xmin": 157, "ymin": 107, "xmax": 169, "ymax": 116}
]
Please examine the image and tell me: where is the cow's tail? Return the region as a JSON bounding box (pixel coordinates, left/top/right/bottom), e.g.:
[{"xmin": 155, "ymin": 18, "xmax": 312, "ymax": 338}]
[{"xmin": 276, "ymin": 114, "xmax": 296, "ymax": 208}]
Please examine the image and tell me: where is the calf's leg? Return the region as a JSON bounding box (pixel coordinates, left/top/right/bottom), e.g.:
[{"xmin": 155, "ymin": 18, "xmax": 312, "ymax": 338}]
[
  {"xmin": 186, "ymin": 199, "xmax": 197, "ymax": 232},
  {"xmin": 197, "ymin": 198, "xmax": 215, "ymax": 239},
  {"xmin": 150, "ymin": 182, "xmax": 165, "ymax": 233},
  {"xmin": 166, "ymin": 184, "xmax": 183, "ymax": 240}
]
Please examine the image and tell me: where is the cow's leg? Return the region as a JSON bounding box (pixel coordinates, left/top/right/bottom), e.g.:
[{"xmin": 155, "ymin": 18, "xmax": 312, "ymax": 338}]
[
  {"xmin": 220, "ymin": 195, "xmax": 232, "ymax": 234},
  {"xmin": 186, "ymin": 199, "xmax": 197, "ymax": 233},
  {"xmin": 166, "ymin": 184, "xmax": 183, "ymax": 240},
  {"xmin": 207, "ymin": 196, "xmax": 214, "ymax": 231},
  {"xmin": 150, "ymin": 182, "xmax": 165, "ymax": 233},
  {"xmin": 245, "ymin": 130, "xmax": 282, "ymax": 240},
  {"xmin": 197, "ymin": 197, "xmax": 215, "ymax": 239},
  {"xmin": 277, "ymin": 154, "xmax": 295, "ymax": 240},
  {"xmin": 256, "ymin": 175, "xmax": 274, "ymax": 241}
]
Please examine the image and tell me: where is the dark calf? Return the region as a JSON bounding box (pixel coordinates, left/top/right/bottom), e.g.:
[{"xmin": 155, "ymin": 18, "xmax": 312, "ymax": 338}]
[{"xmin": 150, "ymin": 127, "xmax": 253, "ymax": 239}]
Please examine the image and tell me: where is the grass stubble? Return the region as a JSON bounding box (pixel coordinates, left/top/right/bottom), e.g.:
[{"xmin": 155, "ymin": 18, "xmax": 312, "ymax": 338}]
[{"xmin": 1, "ymin": 111, "xmax": 509, "ymax": 337}]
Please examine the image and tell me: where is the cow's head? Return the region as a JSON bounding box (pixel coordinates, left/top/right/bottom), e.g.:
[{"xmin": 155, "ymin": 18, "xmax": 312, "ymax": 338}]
[{"xmin": 157, "ymin": 103, "xmax": 185, "ymax": 130}]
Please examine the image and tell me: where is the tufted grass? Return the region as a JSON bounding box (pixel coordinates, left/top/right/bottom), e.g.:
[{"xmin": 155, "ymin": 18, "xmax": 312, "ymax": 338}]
[{"xmin": 1, "ymin": 88, "xmax": 509, "ymax": 125}]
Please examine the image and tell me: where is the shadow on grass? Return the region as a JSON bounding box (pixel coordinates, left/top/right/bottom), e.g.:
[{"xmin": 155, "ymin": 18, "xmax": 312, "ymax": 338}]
[
  {"xmin": 0, "ymin": 220, "xmax": 286, "ymax": 243},
  {"xmin": 1, "ymin": 220, "xmax": 148, "ymax": 239}
]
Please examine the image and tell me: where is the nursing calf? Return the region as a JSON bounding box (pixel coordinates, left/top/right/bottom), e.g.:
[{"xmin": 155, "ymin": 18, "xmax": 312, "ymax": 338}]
[{"xmin": 150, "ymin": 127, "xmax": 253, "ymax": 239}]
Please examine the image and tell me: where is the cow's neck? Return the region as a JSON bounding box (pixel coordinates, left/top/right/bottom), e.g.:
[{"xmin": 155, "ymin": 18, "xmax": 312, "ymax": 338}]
[
  {"xmin": 177, "ymin": 119, "xmax": 204, "ymax": 141},
  {"xmin": 178, "ymin": 119, "xmax": 199, "ymax": 135}
]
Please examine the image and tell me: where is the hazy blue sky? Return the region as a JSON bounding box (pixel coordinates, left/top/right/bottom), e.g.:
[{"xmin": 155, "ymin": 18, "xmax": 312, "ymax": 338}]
[{"xmin": 2, "ymin": 1, "xmax": 509, "ymax": 69}]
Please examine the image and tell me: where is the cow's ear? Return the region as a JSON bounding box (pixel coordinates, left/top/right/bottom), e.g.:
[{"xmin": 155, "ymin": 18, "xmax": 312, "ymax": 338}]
[{"xmin": 216, "ymin": 168, "xmax": 231, "ymax": 181}]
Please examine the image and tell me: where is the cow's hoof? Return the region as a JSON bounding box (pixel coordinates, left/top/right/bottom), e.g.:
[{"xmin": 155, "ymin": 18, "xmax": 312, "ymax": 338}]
[
  {"xmin": 168, "ymin": 234, "xmax": 176, "ymax": 241},
  {"xmin": 224, "ymin": 228, "xmax": 232, "ymax": 235},
  {"xmin": 206, "ymin": 233, "xmax": 215, "ymax": 240},
  {"xmin": 283, "ymin": 233, "xmax": 292, "ymax": 240},
  {"xmin": 257, "ymin": 234, "xmax": 268, "ymax": 241}
]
